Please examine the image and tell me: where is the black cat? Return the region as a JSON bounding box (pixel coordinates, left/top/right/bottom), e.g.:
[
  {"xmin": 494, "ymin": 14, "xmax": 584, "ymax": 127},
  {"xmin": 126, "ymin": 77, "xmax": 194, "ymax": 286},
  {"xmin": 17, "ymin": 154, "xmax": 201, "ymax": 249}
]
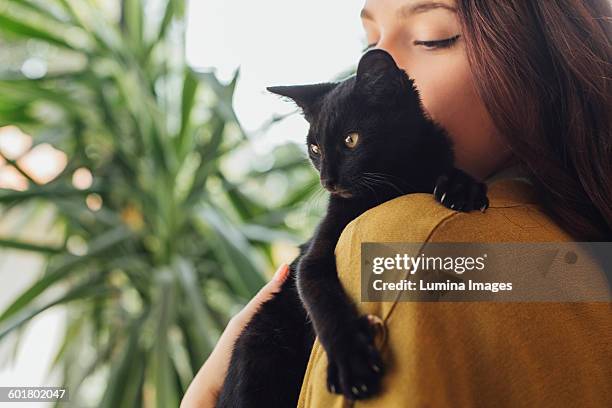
[{"xmin": 215, "ymin": 49, "xmax": 489, "ymax": 407}]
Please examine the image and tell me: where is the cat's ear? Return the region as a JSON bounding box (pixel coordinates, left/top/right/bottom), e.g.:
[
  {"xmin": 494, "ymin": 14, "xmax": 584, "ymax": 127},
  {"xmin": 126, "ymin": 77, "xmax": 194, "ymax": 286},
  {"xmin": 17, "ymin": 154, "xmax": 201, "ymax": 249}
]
[
  {"xmin": 355, "ymin": 49, "xmax": 414, "ymax": 104},
  {"xmin": 267, "ymin": 83, "xmax": 336, "ymax": 120}
]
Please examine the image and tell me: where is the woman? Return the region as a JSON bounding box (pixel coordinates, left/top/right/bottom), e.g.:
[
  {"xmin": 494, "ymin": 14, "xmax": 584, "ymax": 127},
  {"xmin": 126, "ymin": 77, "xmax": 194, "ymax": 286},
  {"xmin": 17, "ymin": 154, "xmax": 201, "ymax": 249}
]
[{"xmin": 182, "ymin": 0, "xmax": 611, "ymax": 406}]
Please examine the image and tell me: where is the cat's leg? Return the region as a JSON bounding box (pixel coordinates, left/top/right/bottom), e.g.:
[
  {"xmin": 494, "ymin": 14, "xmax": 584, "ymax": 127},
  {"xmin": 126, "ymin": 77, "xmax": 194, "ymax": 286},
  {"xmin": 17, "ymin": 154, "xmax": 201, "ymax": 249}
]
[
  {"xmin": 215, "ymin": 262, "xmax": 314, "ymax": 408},
  {"xmin": 297, "ymin": 200, "xmax": 385, "ymax": 401},
  {"xmin": 433, "ymin": 167, "xmax": 489, "ymax": 212},
  {"xmin": 323, "ymin": 314, "xmax": 384, "ymax": 400},
  {"xmin": 299, "ymin": 250, "xmax": 385, "ymax": 401}
]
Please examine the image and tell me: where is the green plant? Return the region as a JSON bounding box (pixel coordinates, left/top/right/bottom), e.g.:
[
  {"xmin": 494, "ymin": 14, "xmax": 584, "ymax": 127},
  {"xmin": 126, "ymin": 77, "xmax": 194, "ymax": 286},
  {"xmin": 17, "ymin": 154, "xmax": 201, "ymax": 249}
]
[{"xmin": 0, "ymin": 0, "xmax": 319, "ymax": 405}]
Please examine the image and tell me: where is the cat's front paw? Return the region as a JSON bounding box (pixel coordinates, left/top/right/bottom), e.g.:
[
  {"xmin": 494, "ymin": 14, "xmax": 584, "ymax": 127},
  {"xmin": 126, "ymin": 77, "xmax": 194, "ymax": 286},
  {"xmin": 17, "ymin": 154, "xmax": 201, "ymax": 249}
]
[
  {"xmin": 326, "ymin": 315, "xmax": 384, "ymax": 400},
  {"xmin": 433, "ymin": 168, "xmax": 489, "ymax": 212}
]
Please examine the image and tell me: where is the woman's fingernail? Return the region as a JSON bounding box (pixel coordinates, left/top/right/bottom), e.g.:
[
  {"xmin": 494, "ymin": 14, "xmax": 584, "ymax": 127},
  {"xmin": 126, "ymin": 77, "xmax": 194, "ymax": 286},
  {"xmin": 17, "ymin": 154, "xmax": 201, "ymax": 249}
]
[{"xmin": 273, "ymin": 264, "xmax": 289, "ymax": 282}]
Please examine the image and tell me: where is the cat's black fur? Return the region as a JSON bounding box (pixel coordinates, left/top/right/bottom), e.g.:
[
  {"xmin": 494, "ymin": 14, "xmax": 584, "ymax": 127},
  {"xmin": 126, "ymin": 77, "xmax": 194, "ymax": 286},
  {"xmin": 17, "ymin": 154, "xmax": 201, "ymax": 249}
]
[{"xmin": 215, "ymin": 49, "xmax": 489, "ymax": 407}]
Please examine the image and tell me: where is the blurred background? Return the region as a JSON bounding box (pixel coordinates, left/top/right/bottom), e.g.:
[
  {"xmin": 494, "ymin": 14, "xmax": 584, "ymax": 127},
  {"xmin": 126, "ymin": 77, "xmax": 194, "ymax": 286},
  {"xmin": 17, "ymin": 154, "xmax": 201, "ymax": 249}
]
[{"xmin": 0, "ymin": 0, "xmax": 366, "ymax": 406}]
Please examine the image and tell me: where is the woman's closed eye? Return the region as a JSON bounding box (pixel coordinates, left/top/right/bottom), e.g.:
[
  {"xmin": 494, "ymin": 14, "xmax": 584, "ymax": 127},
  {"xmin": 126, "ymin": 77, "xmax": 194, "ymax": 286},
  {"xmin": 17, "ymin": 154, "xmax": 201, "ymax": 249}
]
[
  {"xmin": 414, "ymin": 34, "xmax": 460, "ymax": 50},
  {"xmin": 362, "ymin": 34, "xmax": 461, "ymax": 52}
]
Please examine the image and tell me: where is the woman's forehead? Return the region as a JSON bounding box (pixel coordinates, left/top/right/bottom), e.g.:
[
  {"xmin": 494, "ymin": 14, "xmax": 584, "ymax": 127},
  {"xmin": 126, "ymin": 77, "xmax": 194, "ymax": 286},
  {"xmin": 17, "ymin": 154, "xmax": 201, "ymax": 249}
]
[{"xmin": 361, "ymin": 0, "xmax": 457, "ymax": 21}]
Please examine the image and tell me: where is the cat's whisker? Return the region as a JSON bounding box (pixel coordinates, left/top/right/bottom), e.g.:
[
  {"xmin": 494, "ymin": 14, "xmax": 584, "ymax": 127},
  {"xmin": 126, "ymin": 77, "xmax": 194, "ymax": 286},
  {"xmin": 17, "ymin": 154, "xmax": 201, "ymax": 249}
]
[
  {"xmin": 357, "ymin": 177, "xmax": 381, "ymax": 202},
  {"xmin": 362, "ymin": 173, "xmax": 405, "ymax": 195},
  {"xmin": 362, "ymin": 171, "xmax": 416, "ymax": 193},
  {"xmin": 301, "ymin": 183, "xmax": 326, "ymax": 218},
  {"xmin": 305, "ymin": 190, "xmax": 320, "ymax": 216},
  {"xmin": 362, "ymin": 171, "xmax": 403, "ymax": 184},
  {"xmin": 305, "ymin": 188, "xmax": 325, "ymax": 216}
]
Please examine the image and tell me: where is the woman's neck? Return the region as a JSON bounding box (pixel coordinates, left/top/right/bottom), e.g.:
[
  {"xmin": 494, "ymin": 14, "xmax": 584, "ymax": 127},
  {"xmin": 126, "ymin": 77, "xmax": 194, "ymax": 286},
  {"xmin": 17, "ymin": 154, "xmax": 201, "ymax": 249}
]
[{"xmin": 484, "ymin": 157, "xmax": 531, "ymax": 185}]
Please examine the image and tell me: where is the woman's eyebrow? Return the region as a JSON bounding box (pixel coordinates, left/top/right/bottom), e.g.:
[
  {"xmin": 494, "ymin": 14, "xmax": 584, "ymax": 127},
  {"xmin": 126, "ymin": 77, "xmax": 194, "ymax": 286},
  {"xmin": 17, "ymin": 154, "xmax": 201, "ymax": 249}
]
[{"xmin": 360, "ymin": 1, "xmax": 456, "ymax": 21}]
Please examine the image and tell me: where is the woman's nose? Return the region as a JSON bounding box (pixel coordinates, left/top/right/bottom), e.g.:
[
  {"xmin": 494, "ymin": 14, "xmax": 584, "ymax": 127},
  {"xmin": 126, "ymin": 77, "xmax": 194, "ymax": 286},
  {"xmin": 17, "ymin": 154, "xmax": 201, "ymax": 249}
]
[{"xmin": 372, "ymin": 37, "xmax": 408, "ymax": 74}]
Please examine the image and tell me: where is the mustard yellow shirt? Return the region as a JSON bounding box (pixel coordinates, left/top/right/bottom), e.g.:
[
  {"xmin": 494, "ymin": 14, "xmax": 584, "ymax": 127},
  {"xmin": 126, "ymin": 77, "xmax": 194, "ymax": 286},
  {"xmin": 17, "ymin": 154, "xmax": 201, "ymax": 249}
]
[{"xmin": 297, "ymin": 177, "xmax": 612, "ymax": 407}]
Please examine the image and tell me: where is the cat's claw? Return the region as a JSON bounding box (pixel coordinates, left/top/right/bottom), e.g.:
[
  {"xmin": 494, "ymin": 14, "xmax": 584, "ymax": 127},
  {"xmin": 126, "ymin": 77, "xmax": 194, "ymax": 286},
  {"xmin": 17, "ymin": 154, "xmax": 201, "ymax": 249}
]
[
  {"xmin": 327, "ymin": 359, "xmax": 340, "ymax": 394},
  {"xmin": 325, "ymin": 315, "xmax": 384, "ymax": 400},
  {"xmin": 434, "ymin": 169, "xmax": 489, "ymax": 212}
]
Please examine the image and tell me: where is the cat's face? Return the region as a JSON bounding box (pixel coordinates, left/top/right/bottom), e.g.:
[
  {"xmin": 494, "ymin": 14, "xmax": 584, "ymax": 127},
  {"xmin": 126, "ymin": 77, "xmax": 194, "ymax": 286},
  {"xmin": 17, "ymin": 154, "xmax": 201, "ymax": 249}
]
[{"xmin": 268, "ymin": 49, "xmax": 435, "ymax": 199}]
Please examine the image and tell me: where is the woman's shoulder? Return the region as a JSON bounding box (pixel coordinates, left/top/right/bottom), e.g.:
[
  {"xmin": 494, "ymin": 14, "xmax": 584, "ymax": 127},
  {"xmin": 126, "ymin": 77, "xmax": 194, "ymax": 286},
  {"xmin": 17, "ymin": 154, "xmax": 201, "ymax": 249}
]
[
  {"xmin": 305, "ymin": 178, "xmax": 608, "ymax": 408},
  {"xmin": 338, "ymin": 178, "xmax": 573, "ymax": 246}
]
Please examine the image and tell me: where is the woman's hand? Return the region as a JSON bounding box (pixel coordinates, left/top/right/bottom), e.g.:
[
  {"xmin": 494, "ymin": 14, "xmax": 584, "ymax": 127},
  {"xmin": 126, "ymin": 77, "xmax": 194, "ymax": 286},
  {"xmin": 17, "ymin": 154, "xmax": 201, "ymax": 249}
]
[{"xmin": 180, "ymin": 263, "xmax": 291, "ymax": 408}]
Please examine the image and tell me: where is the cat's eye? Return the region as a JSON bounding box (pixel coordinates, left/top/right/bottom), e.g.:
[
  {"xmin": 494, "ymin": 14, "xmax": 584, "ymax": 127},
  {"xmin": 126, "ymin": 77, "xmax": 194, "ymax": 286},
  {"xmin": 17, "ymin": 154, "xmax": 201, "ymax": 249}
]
[
  {"xmin": 344, "ymin": 132, "xmax": 359, "ymax": 149},
  {"xmin": 310, "ymin": 144, "xmax": 320, "ymax": 155}
]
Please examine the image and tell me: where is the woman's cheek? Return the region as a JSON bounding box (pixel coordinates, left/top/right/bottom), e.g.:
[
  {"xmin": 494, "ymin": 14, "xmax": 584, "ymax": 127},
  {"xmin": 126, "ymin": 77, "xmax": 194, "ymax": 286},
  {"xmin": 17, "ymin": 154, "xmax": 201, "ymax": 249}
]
[
  {"xmin": 410, "ymin": 51, "xmax": 473, "ymax": 124},
  {"xmin": 410, "ymin": 56, "xmax": 510, "ymax": 178}
]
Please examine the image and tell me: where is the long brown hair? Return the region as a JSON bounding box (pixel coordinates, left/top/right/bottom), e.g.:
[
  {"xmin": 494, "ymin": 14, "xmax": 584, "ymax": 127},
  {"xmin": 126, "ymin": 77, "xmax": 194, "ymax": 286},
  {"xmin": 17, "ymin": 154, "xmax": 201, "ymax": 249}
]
[{"xmin": 456, "ymin": 0, "xmax": 612, "ymax": 240}]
